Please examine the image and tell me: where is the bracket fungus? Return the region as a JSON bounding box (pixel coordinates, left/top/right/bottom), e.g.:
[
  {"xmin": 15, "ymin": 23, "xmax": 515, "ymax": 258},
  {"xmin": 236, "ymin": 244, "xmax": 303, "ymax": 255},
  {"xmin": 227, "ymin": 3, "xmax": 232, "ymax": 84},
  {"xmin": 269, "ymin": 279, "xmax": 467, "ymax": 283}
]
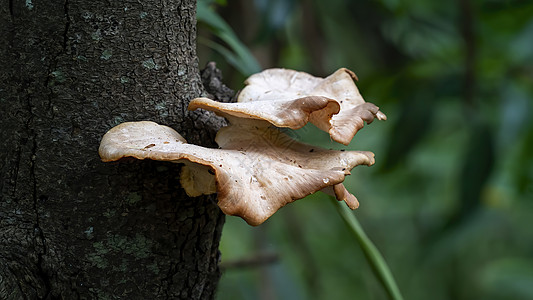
[
  {"xmin": 191, "ymin": 68, "xmax": 386, "ymax": 145},
  {"xmin": 99, "ymin": 68, "xmax": 386, "ymax": 226}
]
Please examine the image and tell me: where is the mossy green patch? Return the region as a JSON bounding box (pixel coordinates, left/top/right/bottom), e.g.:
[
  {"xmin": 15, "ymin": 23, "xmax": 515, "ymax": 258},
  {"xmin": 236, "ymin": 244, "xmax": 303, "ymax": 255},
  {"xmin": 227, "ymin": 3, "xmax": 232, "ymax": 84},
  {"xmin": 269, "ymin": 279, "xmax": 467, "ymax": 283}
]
[
  {"xmin": 105, "ymin": 233, "xmax": 152, "ymax": 259},
  {"xmin": 86, "ymin": 233, "xmax": 154, "ymax": 269},
  {"xmin": 147, "ymin": 262, "xmax": 160, "ymax": 275},
  {"xmin": 91, "ymin": 30, "xmax": 102, "ymax": 41},
  {"xmin": 102, "ymin": 208, "xmax": 116, "ymax": 217},
  {"xmin": 112, "ymin": 115, "xmax": 124, "ymax": 126},
  {"xmin": 87, "ymin": 241, "xmax": 109, "ymax": 268},
  {"xmin": 49, "ymin": 70, "xmax": 66, "ymax": 86},
  {"xmin": 142, "ymin": 58, "xmax": 160, "ymax": 70},
  {"xmin": 84, "ymin": 226, "xmax": 94, "ymax": 239},
  {"xmin": 100, "ymin": 49, "xmax": 112, "ymax": 60},
  {"xmin": 125, "ymin": 192, "xmax": 141, "ymax": 205}
]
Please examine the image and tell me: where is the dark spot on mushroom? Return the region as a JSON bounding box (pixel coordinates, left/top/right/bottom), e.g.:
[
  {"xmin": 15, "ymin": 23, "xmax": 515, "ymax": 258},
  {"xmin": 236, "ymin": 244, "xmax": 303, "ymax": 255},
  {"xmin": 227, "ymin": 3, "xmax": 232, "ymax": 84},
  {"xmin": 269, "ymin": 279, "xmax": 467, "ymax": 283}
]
[
  {"xmin": 219, "ymin": 164, "xmax": 223, "ymax": 167},
  {"xmin": 341, "ymin": 149, "xmax": 345, "ymax": 152},
  {"xmin": 309, "ymin": 149, "xmax": 314, "ymax": 152},
  {"xmin": 208, "ymin": 169, "xmax": 215, "ymax": 175},
  {"xmin": 163, "ymin": 141, "xmax": 169, "ymax": 144},
  {"xmin": 144, "ymin": 143, "xmax": 156, "ymax": 149}
]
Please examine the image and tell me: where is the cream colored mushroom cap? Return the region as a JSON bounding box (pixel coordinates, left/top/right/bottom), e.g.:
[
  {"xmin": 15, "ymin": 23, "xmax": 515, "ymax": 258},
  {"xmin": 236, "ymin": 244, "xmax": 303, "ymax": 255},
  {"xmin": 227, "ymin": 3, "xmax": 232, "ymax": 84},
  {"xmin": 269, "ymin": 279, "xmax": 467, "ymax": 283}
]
[
  {"xmin": 189, "ymin": 96, "xmax": 340, "ymax": 130},
  {"xmin": 237, "ymin": 67, "xmax": 387, "ymax": 145},
  {"xmin": 99, "ymin": 121, "xmax": 374, "ymax": 225}
]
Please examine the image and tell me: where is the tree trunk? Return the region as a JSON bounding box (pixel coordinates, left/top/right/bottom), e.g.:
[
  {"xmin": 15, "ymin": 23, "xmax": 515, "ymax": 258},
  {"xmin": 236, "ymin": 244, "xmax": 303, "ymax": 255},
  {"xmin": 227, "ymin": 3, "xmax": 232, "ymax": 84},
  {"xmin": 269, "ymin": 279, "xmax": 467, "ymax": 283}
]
[{"xmin": 0, "ymin": 0, "xmax": 226, "ymax": 298}]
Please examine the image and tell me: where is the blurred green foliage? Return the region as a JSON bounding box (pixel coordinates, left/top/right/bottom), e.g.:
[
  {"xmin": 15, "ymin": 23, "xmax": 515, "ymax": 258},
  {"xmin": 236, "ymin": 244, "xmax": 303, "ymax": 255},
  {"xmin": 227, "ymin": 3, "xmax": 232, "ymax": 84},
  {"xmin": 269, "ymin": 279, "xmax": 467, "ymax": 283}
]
[
  {"xmin": 197, "ymin": 0, "xmax": 261, "ymax": 75},
  {"xmin": 197, "ymin": 0, "xmax": 533, "ymax": 299}
]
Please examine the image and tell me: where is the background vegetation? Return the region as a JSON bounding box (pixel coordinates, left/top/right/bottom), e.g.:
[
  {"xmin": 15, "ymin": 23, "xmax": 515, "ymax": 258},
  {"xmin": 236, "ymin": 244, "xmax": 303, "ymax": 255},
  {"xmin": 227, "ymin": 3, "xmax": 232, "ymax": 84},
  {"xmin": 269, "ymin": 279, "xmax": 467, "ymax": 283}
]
[{"xmin": 197, "ymin": 0, "xmax": 533, "ymax": 299}]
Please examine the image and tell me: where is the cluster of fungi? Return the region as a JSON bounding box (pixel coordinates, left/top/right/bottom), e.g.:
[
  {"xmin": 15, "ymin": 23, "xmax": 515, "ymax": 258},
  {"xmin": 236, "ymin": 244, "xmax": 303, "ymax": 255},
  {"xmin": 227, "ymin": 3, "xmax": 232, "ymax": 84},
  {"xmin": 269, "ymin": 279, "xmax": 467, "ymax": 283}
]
[{"xmin": 99, "ymin": 68, "xmax": 386, "ymax": 226}]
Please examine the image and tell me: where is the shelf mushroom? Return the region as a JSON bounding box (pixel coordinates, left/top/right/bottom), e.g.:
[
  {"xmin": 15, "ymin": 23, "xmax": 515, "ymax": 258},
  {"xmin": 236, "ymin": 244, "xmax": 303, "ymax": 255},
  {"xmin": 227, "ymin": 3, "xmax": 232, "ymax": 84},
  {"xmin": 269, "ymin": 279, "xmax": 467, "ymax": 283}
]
[
  {"xmin": 99, "ymin": 121, "xmax": 374, "ymax": 225},
  {"xmin": 191, "ymin": 68, "xmax": 386, "ymax": 145},
  {"xmin": 99, "ymin": 67, "xmax": 385, "ymax": 225}
]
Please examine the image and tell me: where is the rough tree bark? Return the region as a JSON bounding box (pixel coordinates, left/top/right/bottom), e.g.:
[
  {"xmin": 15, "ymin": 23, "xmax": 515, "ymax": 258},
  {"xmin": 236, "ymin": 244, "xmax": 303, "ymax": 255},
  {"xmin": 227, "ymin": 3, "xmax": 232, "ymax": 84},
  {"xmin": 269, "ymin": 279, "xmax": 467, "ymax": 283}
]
[{"xmin": 0, "ymin": 0, "xmax": 229, "ymax": 298}]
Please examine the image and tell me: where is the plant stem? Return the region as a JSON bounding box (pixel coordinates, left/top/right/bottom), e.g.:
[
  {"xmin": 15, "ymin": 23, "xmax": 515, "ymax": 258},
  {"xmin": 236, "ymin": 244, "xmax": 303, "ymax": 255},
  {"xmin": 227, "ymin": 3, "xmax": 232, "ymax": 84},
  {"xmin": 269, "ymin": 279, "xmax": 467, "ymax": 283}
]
[{"xmin": 331, "ymin": 198, "xmax": 404, "ymax": 300}]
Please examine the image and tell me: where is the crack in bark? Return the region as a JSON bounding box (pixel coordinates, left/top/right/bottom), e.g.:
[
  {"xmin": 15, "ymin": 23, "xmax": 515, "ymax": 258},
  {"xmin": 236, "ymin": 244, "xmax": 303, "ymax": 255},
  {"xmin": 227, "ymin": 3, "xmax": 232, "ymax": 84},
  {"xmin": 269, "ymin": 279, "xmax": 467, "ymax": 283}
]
[
  {"xmin": 62, "ymin": 0, "xmax": 70, "ymax": 51},
  {"xmin": 20, "ymin": 87, "xmax": 51, "ymax": 298},
  {"xmin": 11, "ymin": 142, "xmax": 22, "ymax": 200},
  {"xmin": 8, "ymin": 0, "xmax": 14, "ymax": 19},
  {"xmin": 44, "ymin": 0, "xmax": 70, "ymax": 116},
  {"xmin": 43, "ymin": 68, "xmax": 54, "ymax": 116},
  {"xmin": 5, "ymin": 263, "xmax": 25, "ymax": 298},
  {"xmin": 26, "ymin": 90, "xmax": 52, "ymax": 298}
]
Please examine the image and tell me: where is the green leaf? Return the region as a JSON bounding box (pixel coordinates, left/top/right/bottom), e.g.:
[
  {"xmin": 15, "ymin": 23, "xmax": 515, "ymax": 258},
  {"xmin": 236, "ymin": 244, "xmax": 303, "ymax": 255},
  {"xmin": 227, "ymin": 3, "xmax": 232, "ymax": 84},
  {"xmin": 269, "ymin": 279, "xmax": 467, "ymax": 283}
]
[
  {"xmin": 197, "ymin": 1, "xmax": 261, "ymax": 76},
  {"xmin": 331, "ymin": 198, "xmax": 404, "ymax": 300}
]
